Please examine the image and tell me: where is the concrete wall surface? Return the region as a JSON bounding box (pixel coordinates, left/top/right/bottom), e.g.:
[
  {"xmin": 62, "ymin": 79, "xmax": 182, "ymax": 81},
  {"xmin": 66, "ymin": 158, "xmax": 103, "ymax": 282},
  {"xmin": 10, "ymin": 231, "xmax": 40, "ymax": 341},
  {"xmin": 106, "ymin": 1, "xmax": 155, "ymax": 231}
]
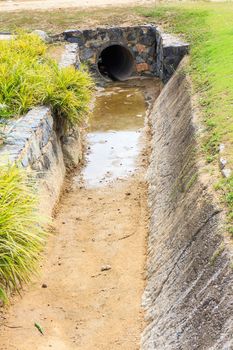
[{"xmin": 143, "ymin": 60, "xmax": 233, "ymax": 350}]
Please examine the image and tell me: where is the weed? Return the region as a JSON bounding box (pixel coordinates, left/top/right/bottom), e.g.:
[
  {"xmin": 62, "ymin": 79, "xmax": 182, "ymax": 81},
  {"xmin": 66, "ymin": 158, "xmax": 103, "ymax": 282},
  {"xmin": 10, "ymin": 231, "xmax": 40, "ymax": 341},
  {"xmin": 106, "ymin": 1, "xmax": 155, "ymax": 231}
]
[{"xmin": 206, "ymin": 155, "xmax": 215, "ymax": 164}]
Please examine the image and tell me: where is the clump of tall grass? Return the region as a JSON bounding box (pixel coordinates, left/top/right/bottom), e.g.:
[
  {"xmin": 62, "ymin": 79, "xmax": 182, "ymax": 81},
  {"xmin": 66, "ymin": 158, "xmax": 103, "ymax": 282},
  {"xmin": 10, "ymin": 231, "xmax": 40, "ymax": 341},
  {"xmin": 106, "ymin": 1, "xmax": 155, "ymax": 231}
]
[
  {"xmin": 0, "ymin": 164, "xmax": 46, "ymax": 304},
  {"xmin": 0, "ymin": 31, "xmax": 93, "ymax": 126}
]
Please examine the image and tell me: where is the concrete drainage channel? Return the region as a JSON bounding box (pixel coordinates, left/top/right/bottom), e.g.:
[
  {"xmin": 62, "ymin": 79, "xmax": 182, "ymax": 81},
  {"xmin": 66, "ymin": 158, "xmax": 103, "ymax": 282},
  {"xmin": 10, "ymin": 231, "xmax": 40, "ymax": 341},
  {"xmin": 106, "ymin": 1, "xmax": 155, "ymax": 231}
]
[{"xmin": 0, "ymin": 25, "xmax": 233, "ymax": 349}]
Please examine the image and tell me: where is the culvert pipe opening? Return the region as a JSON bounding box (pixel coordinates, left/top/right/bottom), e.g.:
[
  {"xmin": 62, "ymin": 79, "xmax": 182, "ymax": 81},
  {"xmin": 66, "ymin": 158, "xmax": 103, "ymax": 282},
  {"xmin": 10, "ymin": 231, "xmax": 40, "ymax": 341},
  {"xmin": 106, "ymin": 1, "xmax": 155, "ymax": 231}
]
[{"xmin": 98, "ymin": 44, "xmax": 135, "ymax": 81}]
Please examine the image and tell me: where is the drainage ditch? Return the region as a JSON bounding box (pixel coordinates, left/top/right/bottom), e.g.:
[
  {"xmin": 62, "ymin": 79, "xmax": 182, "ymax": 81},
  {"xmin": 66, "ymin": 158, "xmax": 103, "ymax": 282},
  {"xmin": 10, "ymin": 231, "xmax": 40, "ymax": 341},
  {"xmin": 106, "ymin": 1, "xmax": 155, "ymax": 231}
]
[
  {"xmin": 1, "ymin": 28, "xmax": 232, "ymax": 350},
  {"xmin": 0, "ymin": 77, "xmax": 162, "ymax": 349}
]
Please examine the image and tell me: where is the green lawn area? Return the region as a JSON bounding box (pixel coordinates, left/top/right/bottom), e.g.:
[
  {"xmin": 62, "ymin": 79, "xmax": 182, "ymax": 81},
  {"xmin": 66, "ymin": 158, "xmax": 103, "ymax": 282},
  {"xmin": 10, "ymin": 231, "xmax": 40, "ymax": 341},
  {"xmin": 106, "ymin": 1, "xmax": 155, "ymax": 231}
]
[{"xmin": 137, "ymin": 2, "xmax": 233, "ymax": 234}]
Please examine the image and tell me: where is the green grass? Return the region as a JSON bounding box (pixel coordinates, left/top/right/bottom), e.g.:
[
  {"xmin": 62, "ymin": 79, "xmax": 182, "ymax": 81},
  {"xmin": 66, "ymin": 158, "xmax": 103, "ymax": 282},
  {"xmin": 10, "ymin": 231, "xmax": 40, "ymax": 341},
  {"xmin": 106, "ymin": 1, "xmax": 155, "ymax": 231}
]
[
  {"xmin": 0, "ymin": 164, "xmax": 47, "ymax": 303},
  {"xmin": 137, "ymin": 2, "xmax": 233, "ymax": 235},
  {"xmin": 0, "ymin": 31, "xmax": 93, "ymax": 126}
]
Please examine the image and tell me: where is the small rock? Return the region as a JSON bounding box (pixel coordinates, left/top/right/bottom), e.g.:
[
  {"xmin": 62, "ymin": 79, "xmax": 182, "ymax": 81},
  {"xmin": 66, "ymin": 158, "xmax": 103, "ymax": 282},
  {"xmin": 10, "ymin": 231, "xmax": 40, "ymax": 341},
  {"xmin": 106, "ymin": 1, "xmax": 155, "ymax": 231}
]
[
  {"xmin": 219, "ymin": 157, "xmax": 227, "ymax": 170},
  {"xmin": 42, "ymin": 283, "xmax": 48, "ymax": 288},
  {"xmin": 101, "ymin": 265, "xmax": 111, "ymax": 272},
  {"xmin": 222, "ymin": 168, "xmax": 232, "ymax": 178},
  {"xmin": 82, "ymin": 249, "xmax": 86, "ymax": 252},
  {"xmin": 219, "ymin": 143, "xmax": 225, "ymax": 153},
  {"xmin": 33, "ymin": 30, "xmax": 51, "ymax": 43},
  {"xmin": 126, "ymin": 192, "xmax": 131, "ymax": 196}
]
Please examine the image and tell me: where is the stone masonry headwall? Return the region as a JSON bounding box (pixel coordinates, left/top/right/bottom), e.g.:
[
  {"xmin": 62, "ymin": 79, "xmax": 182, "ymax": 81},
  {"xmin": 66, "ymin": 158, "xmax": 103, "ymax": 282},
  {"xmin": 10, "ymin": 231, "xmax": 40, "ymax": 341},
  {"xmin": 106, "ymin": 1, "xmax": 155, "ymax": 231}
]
[
  {"xmin": 55, "ymin": 25, "xmax": 189, "ymax": 82},
  {"xmin": 156, "ymin": 28, "xmax": 189, "ymax": 82},
  {"xmin": 142, "ymin": 60, "xmax": 233, "ymax": 349}
]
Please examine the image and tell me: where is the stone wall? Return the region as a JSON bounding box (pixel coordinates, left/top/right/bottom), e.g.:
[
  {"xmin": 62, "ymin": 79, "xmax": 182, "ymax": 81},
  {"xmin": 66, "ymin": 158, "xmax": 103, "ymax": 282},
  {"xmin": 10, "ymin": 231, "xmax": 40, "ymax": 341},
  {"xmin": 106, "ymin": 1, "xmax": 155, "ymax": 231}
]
[
  {"xmin": 156, "ymin": 28, "xmax": 189, "ymax": 82},
  {"xmin": 56, "ymin": 25, "xmax": 189, "ymax": 82},
  {"xmin": 0, "ymin": 43, "xmax": 82, "ymax": 216},
  {"xmin": 142, "ymin": 60, "xmax": 233, "ymax": 349},
  {"xmin": 61, "ymin": 26, "xmax": 157, "ymax": 77}
]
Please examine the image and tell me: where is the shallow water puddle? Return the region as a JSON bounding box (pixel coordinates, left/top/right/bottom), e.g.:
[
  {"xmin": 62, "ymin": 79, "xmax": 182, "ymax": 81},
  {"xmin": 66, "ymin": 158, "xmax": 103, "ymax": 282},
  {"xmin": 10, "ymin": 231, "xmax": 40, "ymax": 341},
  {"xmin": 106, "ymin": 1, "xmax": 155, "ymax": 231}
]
[{"xmin": 78, "ymin": 81, "xmax": 151, "ymax": 187}]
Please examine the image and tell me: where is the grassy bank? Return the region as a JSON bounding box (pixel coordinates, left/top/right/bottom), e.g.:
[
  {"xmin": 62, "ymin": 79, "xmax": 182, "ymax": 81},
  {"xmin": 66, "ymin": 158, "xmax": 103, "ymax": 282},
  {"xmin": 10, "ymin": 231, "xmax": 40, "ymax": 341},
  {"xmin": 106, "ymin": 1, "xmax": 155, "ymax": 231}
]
[
  {"xmin": 137, "ymin": 3, "xmax": 233, "ymax": 234},
  {"xmin": 0, "ymin": 32, "xmax": 93, "ymax": 125}
]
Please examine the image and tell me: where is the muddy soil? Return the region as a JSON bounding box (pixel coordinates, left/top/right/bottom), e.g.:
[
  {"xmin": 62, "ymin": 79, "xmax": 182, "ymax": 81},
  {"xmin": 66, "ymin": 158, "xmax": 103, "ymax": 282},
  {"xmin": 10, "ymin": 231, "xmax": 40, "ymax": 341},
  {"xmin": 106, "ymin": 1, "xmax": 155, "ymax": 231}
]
[{"xmin": 0, "ymin": 78, "xmax": 161, "ymax": 349}]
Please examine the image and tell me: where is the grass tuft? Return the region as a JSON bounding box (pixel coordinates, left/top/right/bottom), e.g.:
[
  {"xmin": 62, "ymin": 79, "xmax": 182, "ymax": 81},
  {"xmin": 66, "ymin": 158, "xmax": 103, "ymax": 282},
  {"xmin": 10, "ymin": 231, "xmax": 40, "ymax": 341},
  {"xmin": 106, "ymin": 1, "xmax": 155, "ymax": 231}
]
[
  {"xmin": 0, "ymin": 163, "xmax": 47, "ymax": 303},
  {"xmin": 0, "ymin": 31, "xmax": 93, "ymax": 126}
]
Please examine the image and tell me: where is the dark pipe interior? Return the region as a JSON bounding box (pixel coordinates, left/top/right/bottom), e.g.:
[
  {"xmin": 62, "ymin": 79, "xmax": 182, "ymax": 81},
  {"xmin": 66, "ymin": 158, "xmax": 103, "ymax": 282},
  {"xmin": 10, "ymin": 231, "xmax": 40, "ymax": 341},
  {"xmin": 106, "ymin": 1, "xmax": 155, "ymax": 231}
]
[{"xmin": 98, "ymin": 45, "xmax": 134, "ymax": 81}]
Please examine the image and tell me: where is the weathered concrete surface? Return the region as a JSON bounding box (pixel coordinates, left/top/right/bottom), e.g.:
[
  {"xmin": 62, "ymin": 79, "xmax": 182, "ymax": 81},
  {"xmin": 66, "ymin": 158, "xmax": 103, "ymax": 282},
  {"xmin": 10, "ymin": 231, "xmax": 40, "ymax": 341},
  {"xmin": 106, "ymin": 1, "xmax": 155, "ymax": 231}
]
[
  {"xmin": 59, "ymin": 43, "xmax": 81, "ymax": 69},
  {"xmin": 143, "ymin": 61, "xmax": 233, "ymax": 349}
]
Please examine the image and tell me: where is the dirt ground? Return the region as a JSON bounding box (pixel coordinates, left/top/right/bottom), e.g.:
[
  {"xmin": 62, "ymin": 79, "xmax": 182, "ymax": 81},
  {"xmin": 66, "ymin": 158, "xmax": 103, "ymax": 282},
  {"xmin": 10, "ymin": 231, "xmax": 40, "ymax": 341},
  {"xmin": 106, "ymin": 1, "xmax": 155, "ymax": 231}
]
[
  {"xmin": 0, "ymin": 0, "xmax": 154, "ymax": 12},
  {"xmin": 0, "ymin": 169, "xmax": 148, "ymax": 349}
]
